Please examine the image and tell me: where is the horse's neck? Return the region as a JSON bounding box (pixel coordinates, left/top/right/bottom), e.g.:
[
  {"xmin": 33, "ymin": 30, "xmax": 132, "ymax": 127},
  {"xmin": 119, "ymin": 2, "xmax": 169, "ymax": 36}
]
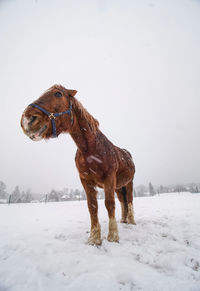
[{"xmin": 69, "ymin": 110, "xmax": 96, "ymax": 153}]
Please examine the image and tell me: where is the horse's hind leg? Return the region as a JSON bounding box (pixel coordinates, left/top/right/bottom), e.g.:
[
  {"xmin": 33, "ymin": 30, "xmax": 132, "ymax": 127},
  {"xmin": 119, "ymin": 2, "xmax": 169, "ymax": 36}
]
[
  {"xmin": 104, "ymin": 175, "xmax": 119, "ymax": 242},
  {"xmin": 126, "ymin": 181, "xmax": 136, "ymax": 225},
  {"xmin": 80, "ymin": 178, "xmax": 101, "ymax": 245},
  {"xmin": 116, "ymin": 187, "xmax": 128, "ymax": 223}
]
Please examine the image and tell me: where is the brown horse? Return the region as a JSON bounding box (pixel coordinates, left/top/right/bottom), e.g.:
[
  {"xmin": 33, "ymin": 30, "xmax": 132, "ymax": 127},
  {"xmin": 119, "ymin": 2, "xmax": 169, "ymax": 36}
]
[{"xmin": 21, "ymin": 85, "xmax": 136, "ymax": 245}]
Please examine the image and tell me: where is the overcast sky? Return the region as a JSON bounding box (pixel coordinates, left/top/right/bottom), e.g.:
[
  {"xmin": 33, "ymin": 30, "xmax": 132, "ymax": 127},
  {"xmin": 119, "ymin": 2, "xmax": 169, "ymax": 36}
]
[{"xmin": 0, "ymin": 0, "xmax": 200, "ymax": 194}]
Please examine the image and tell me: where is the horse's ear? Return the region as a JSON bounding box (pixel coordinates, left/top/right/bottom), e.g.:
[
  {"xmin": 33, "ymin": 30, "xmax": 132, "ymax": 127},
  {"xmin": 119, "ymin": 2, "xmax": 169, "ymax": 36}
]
[{"xmin": 67, "ymin": 89, "xmax": 77, "ymax": 97}]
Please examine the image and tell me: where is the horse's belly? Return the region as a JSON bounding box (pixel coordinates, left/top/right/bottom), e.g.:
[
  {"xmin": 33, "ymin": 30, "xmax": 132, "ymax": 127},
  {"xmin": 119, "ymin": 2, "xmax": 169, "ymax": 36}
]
[{"xmin": 116, "ymin": 168, "xmax": 134, "ymax": 189}]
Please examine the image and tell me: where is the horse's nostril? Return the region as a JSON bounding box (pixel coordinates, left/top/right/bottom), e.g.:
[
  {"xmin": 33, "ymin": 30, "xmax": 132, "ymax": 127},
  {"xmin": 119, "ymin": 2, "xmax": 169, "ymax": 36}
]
[{"xmin": 29, "ymin": 116, "xmax": 37, "ymax": 124}]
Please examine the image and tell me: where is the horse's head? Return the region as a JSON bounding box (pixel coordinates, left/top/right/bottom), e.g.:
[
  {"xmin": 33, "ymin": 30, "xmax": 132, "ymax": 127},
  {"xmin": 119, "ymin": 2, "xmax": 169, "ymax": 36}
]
[{"xmin": 21, "ymin": 85, "xmax": 77, "ymax": 141}]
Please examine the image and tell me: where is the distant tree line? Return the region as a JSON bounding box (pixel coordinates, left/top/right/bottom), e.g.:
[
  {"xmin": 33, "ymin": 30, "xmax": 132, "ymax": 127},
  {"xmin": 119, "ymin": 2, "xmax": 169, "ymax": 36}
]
[
  {"xmin": 134, "ymin": 182, "xmax": 200, "ymax": 197},
  {"xmin": 0, "ymin": 181, "xmax": 104, "ymax": 204},
  {"xmin": 0, "ymin": 180, "xmax": 199, "ymax": 204}
]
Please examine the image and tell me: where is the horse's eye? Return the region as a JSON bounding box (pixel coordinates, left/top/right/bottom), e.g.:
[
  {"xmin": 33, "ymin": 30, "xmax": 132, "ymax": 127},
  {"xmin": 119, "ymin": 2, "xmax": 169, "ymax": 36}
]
[{"xmin": 54, "ymin": 91, "xmax": 62, "ymax": 97}]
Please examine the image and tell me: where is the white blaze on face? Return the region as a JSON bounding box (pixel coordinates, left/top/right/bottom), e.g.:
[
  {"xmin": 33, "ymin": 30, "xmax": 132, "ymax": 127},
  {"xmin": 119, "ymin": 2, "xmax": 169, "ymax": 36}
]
[{"xmin": 22, "ymin": 115, "xmax": 30, "ymax": 131}]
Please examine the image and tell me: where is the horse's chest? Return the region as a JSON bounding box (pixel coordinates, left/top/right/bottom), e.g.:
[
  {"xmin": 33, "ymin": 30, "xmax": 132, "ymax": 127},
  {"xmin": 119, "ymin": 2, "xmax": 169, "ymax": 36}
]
[{"xmin": 76, "ymin": 154, "xmax": 104, "ymax": 181}]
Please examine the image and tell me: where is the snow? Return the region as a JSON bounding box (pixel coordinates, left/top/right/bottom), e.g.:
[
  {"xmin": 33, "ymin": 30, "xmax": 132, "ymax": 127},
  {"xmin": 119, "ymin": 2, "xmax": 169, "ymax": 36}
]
[
  {"xmin": 0, "ymin": 193, "xmax": 200, "ymax": 291},
  {"xmin": 89, "ymin": 168, "xmax": 96, "ymax": 174},
  {"xmin": 87, "ymin": 155, "xmax": 103, "ymax": 164}
]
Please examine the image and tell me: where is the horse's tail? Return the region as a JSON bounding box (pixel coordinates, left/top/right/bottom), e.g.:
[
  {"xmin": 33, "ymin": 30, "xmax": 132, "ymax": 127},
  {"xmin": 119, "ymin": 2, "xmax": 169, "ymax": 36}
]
[{"xmin": 121, "ymin": 186, "xmax": 128, "ymax": 211}]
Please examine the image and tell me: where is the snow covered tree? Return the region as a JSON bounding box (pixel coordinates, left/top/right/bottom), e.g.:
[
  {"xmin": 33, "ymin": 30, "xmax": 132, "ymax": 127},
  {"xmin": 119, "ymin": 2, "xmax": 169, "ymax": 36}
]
[
  {"xmin": 149, "ymin": 182, "xmax": 156, "ymax": 196},
  {"xmin": 25, "ymin": 189, "xmax": 32, "ymax": 202},
  {"xmin": 49, "ymin": 190, "xmax": 60, "ymax": 201},
  {"xmin": 158, "ymin": 185, "xmax": 169, "ymax": 194},
  {"xmin": 135, "ymin": 185, "xmax": 147, "ymax": 197},
  {"xmin": 69, "ymin": 189, "xmax": 75, "ymax": 200},
  {"xmin": 81, "ymin": 189, "xmax": 86, "ymax": 200},
  {"xmin": 11, "ymin": 186, "xmax": 21, "ymax": 203},
  {"xmin": 21, "ymin": 189, "xmax": 32, "ymax": 203},
  {"xmin": 74, "ymin": 189, "xmax": 81, "ymax": 200},
  {"xmin": 0, "ymin": 181, "xmax": 7, "ymax": 198},
  {"xmin": 63, "ymin": 188, "xmax": 69, "ymax": 196}
]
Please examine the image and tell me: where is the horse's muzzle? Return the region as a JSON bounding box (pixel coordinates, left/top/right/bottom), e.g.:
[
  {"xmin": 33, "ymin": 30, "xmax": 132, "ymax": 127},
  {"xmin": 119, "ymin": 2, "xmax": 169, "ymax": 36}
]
[{"xmin": 21, "ymin": 115, "xmax": 48, "ymax": 141}]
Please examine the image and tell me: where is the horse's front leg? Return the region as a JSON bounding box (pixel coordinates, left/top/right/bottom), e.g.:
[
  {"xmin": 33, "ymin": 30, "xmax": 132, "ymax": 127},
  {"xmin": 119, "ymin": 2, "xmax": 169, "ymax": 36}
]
[
  {"xmin": 104, "ymin": 175, "xmax": 119, "ymax": 242},
  {"xmin": 80, "ymin": 178, "xmax": 101, "ymax": 245}
]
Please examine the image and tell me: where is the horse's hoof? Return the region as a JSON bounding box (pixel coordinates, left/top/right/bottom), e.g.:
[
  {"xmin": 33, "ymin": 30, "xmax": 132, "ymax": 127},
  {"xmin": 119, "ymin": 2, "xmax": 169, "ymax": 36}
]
[
  {"xmin": 88, "ymin": 237, "xmax": 102, "ymax": 246},
  {"xmin": 128, "ymin": 220, "xmax": 136, "ymax": 225},
  {"xmin": 120, "ymin": 219, "xmax": 128, "ymax": 224},
  {"xmin": 88, "ymin": 224, "xmax": 101, "ymax": 245},
  {"xmin": 107, "ymin": 232, "xmax": 119, "ymax": 242},
  {"xmin": 88, "ymin": 232, "xmax": 102, "ymax": 245}
]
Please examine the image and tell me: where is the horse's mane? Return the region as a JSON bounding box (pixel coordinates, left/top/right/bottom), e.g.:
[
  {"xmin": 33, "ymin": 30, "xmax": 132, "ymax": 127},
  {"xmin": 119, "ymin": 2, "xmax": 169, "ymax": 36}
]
[
  {"xmin": 72, "ymin": 97, "xmax": 99, "ymax": 134},
  {"xmin": 49, "ymin": 84, "xmax": 99, "ymax": 133}
]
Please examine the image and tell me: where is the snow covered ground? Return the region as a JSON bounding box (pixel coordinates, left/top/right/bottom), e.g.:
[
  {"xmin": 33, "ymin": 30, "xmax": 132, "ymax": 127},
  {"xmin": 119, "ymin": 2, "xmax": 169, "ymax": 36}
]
[{"xmin": 0, "ymin": 193, "xmax": 200, "ymax": 291}]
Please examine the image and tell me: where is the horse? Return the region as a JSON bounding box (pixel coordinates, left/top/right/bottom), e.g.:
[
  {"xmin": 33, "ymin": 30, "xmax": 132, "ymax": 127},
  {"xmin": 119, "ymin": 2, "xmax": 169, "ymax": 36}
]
[{"xmin": 21, "ymin": 84, "xmax": 136, "ymax": 245}]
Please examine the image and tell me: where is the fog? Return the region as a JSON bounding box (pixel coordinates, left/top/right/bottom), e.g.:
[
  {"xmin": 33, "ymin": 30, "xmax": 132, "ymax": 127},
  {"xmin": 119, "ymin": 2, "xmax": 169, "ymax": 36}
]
[{"xmin": 0, "ymin": 0, "xmax": 200, "ymax": 193}]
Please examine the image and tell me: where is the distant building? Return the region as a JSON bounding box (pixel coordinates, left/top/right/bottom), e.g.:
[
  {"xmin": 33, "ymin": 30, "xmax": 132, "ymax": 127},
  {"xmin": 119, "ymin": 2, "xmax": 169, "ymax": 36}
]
[{"xmin": 61, "ymin": 194, "xmax": 71, "ymax": 201}]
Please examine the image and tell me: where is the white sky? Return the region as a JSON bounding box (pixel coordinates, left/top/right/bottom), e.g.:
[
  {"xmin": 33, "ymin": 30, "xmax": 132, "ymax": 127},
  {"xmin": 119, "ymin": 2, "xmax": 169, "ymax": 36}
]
[{"xmin": 0, "ymin": 0, "xmax": 200, "ymax": 194}]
